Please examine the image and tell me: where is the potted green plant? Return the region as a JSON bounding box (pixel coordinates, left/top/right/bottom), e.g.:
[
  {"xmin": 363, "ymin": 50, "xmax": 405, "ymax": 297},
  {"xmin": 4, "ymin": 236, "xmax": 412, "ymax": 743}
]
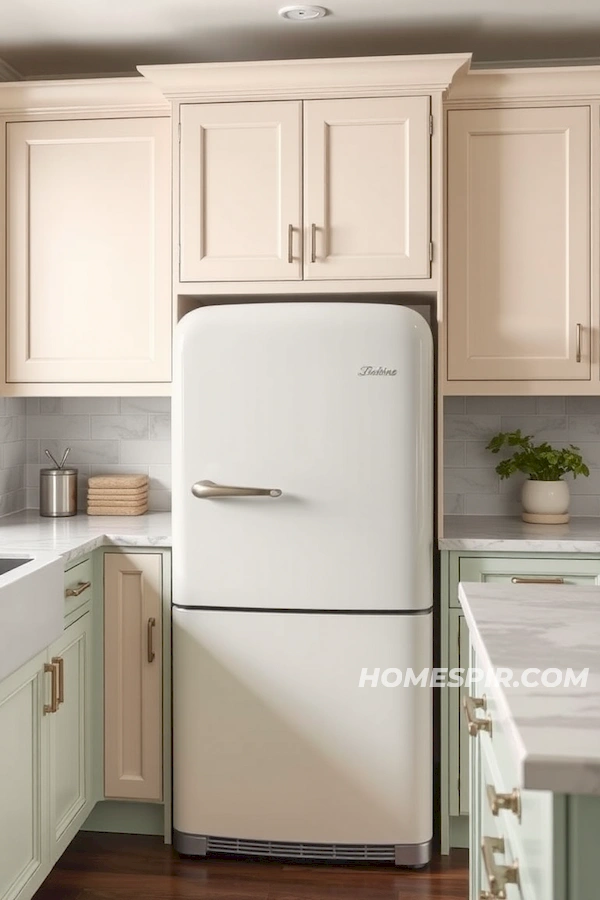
[{"xmin": 486, "ymin": 429, "xmax": 590, "ymax": 523}]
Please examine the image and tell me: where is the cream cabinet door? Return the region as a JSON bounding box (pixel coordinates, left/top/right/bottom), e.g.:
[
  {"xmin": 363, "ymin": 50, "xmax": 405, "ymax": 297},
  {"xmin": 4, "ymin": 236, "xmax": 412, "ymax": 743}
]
[
  {"xmin": 48, "ymin": 613, "xmax": 93, "ymax": 863},
  {"xmin": 179, "ymin": 101, "xmax": 302, "ymax": 281},
  {"xmin": 6, "ymin": 117, "xmax": 171, "ymax": 384},
  {"xmin": 0, "ymin": 651, "xmax": 47, "ymax": 900},
  {"xmin": 104, "ymin": 553, "xmax": 162, "ymax": 802},
  {"xmin": 303, "ymin": 96, "xmax": 430, "ymax": 280},
  {"xmin": 447, "ymin": 107, "xmax": 590, "ymax": 381}
]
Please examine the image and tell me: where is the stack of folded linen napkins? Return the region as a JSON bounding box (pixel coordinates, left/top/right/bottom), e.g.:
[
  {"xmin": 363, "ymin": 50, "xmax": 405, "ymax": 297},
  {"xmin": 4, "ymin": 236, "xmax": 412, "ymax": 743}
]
[{"xmin": 87, "ymin": 474, "xmax": 149, "ymax": 516}]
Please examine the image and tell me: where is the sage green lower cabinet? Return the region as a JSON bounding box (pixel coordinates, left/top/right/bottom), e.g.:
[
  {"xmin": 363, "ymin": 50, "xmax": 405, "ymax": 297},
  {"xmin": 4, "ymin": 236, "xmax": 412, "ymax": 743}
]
[
  {"xmin": 48, "ymin": 612, "xmax": 94, "ymax": 861},
  {"xmin": 441, "ymin": 550, "xmax": 600, "ymax": 855},
  {"xmin": 0, "ymin": 608, "xmax": 93, "ymax": 900},
  {"xmin": 0, "ymin": 650, "xmax": 46, "ymax": 900}
]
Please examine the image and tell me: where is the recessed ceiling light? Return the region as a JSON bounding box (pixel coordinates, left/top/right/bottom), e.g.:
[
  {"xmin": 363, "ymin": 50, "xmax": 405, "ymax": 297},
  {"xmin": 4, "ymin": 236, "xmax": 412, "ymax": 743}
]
[{"xmin": 278, "ymin": 6, "xmax": 329, "ymax": 21}]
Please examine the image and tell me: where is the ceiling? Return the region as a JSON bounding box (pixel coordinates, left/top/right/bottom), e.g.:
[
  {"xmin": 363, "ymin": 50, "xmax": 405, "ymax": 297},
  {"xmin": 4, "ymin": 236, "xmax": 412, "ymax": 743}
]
[{"xmin": 1, "ymin": 0, "xmax": 600, "ymax": 79}]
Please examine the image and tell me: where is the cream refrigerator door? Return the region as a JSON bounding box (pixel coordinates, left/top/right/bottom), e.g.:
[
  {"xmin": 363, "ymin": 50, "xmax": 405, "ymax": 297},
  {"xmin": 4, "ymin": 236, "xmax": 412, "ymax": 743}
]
[
  {"xmin": 173, "ymin": 607, "xmax": 432, "ymax": 845},
  {"xmin": 173, "ymin": 302, "xmax": 432, "ymax": 612}
]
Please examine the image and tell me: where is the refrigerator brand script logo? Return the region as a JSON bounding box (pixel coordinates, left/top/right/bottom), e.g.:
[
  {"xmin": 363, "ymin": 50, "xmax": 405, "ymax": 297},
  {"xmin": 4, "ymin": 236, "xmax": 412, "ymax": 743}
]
[{"xmin": 357, "ymin": 366, "xmax": 398, "ymax": 376}]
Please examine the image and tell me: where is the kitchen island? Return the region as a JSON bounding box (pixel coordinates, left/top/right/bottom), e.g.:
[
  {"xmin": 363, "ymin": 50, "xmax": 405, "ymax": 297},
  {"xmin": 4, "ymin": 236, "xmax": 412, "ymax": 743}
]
[{"xmin": 459, "ymin": 580, "xmax": 600, "ymax": 900}]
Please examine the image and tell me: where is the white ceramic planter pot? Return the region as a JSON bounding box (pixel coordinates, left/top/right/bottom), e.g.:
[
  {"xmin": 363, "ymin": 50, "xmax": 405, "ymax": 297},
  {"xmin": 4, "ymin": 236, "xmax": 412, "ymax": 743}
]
[{"xmin": 521, "ymin": 480, "xmax": 570, "ymax": 517}]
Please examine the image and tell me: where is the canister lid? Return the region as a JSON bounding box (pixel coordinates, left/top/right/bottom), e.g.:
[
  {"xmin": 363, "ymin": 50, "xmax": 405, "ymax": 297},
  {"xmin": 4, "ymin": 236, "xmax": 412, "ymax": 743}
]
[{"xmin": 40, "ymin": 467, "xmax": 78, "ymax": 476}]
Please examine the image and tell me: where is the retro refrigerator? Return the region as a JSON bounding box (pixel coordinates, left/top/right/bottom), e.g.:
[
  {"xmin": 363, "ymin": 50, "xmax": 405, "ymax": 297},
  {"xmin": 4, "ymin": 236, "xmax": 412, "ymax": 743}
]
[{"xmin": 172, "ymin": 302, "xmax": 433, "ymax": 866}]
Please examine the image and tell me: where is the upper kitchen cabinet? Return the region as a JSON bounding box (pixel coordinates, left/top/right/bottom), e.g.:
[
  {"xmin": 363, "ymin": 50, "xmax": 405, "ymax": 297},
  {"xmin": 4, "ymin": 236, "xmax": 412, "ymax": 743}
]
[
  {"xmin": 303, "ymin": 97, "xmax": 430, "ymax": 280},
  {"xmin": 2, "ymin": 78, "xmax": 172, "ymax": 396},
  {"xmin": 180, "ymin": 101, "xmax": 303, "ymax": 281},
  {"xmin": 140, "ymin": 54, "xmax": 471, "ymax": 293},
  {"xmin": 445, "ymin": 104, "xmax": 591, "ymax": 388},
  {"xmin": 179, "ymin": 96, "xmax": 430, "ymax": 283}
]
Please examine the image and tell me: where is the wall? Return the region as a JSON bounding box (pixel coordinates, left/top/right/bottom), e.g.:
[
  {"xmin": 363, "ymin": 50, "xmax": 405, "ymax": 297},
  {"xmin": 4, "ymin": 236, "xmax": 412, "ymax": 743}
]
[
  {"xmin": 25, "ymin": 398, "xmax": 171, "ymax": 511},
  {"xmin": 444, "ymin": 396, "xmax": 600, "ymax": 516}
]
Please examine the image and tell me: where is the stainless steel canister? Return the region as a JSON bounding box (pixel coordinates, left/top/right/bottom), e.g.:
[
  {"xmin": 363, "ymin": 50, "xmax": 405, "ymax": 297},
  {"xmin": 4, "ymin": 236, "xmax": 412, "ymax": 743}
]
[{"xmin": 40, "ymin": 467, "xmax": 78, "ymax": 517}]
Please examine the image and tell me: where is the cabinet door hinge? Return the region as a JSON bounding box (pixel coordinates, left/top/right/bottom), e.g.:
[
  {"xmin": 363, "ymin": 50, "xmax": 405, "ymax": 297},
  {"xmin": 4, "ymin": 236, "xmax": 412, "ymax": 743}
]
[
  {"xmin": 429, "ymin": 115, "xmax": 434, "ymax": 136},
  {"xmin": 429, "ymin": 241, "xmax": 434, "ymax": 263}
]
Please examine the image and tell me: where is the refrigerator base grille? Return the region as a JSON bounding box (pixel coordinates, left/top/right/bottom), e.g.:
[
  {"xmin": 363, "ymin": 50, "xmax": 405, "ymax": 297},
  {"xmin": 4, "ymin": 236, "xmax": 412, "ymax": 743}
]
[{"xmin": 174, "ymin": 831, "xmax": 431, "ymax": 867}]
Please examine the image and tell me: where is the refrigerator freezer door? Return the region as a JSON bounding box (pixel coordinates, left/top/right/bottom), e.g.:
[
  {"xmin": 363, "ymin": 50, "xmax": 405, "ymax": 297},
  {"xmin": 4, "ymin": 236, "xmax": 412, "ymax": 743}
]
[
  {"xmin": 173, "ymin": 607, "xmax": 432, "ymax": 847},
  {"xmin": 173, "ymin": 303, "xmax": 432, "ymax": 611}
]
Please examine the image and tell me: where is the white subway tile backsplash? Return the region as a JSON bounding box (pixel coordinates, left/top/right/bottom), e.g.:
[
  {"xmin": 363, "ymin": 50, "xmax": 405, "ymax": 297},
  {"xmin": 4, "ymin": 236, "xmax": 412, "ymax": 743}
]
[
  {"xmin": 444, "ymin": 442, "xmax": 465, "ymax": 467},
  {"xmin": 119, "ymin": 441, "xmax": 171, "ymax": 465},
  {"xmin": 465, "ymin": 396, "xmax": 536, "ymax": 415},
  {"xmin": 62, "ymin": 397, "xmax": 121, "ymax": 415},
  {"xmin": 149, "ymin": 465, "xmax": 171, "ymax": 490},
  {"xmin": 17, "ymin": 398, "xmax": 172, "ymax": 512},
  {"xmin": 40, "ymin": 398, "xmax": 62, "ymax": 414},
  {"xmin": 120, "ymin": 397, "xmax": 171, "ymax": 414},
  {"xmin": 444, "ymin": 396, "xmax": 600, "ymax": 517},
  {"xmin": 27, "ymin": 415, "xmax": 91, "ymax": 440},
  {"xmin": 149, "ymin": 414, "xmax": 171, "ymax": 440},
  {"xmin": 41, "ymin": 440, "xmax": 120, "ymax": 466},
  {"xmin": 444, "ymin": 415, "xmax": 502, "ymax": 441},
  {"xmin": 90, "ymin": 415, "xmax": 149, "ymax": 441},
  {"xmin": 500, "ymin": 416, "xmax": 568, "ymax": 440},
  {"xmin": 536, "ymin": 397, "xmax": 566, "ymax": 416},
  {"xmin": 445, "ymin": 468, "xmax": 499, "ymax": 495}
]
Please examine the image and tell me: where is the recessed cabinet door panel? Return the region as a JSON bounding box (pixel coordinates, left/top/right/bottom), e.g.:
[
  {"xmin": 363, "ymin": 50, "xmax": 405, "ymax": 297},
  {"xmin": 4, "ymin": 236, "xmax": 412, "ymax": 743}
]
[
  {"xmin": 6, "ymin": 117, "xmax": 171, "ymax": 384},
  {"xmin": 180, "ymin": 101, "xmax": 302, "ymax": 281},
  {"xmin": 104, "ymin": 553, "xmax": 162, "ymax": 802},
  {"xmin": 0, "ymin": 652, "xmax": 46, "ymax": 900},
  {"xmin": 447, "ymin": 107, "xmax": 590, "ymax": 381},
  {"xmin": 49, "ymin": 613, "xmax": 93, "ymax": 862},
  {"xmin": 303, "ymin": 96, "xmax": 430, "ymax": 280}
]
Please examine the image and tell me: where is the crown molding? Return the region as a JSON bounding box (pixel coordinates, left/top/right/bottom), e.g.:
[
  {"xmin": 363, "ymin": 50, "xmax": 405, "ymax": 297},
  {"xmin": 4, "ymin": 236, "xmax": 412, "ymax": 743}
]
[
  {"xmin": 0, "ymin": 56, "xmax": 23, "ymax": 82},
  {"xmin": 0, "ymin": 76, "xmax": 170, "ymax": 116},
  {"xmin": 447, "ymin": 64, "xmax": 600, "ymax": 105},
  {"xmin": 138, "ymin": 54, "xmax": 472, "ymax": 102}
]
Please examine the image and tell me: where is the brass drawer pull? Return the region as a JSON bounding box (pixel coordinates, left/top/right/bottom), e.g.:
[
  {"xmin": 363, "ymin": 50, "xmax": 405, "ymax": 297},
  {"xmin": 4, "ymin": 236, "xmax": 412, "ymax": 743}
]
[
  {"xmin": 65, "ymin": 580, "xmax": 92, "ymax": 598},
  {"xmin": 51, "ymin": 656, "xmax": 64, "ymax": 705},
  {"xmin": 486, "ymin": 784, "xmax": 521, "ymax": 820},
  {"xmin": 287, "ymin": 224, "xmax": 294, "ymax": 264},
  {"xmin": 481, "ymin": 835, "xmax": 519, "ymax": 898},
  {"xmin": 43, "ymin": 662, "xmax": 59, "ymax": 714},
  {"xmin": 511, "ymin": 576, "xmax": 564, "ymax": 585},
  {"xmin": 147, "ymin": 617, "xmax": 156, "ymax": 664},
  {"xmin": 576, "ymin": 322, "xmax": 582, "ymax": 363},
  {"xmin": 463, "ymin": 694, "xmax": 492, "ymax": 737}
]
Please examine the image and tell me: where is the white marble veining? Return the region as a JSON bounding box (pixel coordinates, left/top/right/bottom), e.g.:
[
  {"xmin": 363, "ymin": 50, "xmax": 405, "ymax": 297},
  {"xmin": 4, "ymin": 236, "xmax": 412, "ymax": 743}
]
[
  {"xmin": 459, "ymin": 580, "xmax": 600, "ymax": 796},
  {"xmin": 440, "ymin": 515, "xmax": 600, "ymax": 552},
  {"xmin": 0, "ymin": 509, "xmax": 171, "ymax": 565}
]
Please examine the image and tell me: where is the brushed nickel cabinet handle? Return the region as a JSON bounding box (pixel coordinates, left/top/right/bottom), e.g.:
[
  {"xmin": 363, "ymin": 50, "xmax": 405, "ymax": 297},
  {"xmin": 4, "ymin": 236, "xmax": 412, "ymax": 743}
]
[
  {"xmin": 287, "ymin": 224, "xmax": 294, "ymax": 264},
  {"xmin": 511, "ymin": 577, "xmax": 564, "ymax": 584},
  {"xmin": 481, "ymin": 835, "xmax": 519, "ymax": 897},
  {"xmin": 463, "ymin": 694, "xmax": 492, "ymax": 737},
  {"xmin": 486, "ymin": 783, "xmax": 521, "ymax": 820},
  {"xmin": 311, "ymin": 223, "xmax": 317, "ymax": 263},
  {"xmin": 51, "ymin": 656, "xmax": 64, "ymax": 705},
  {"xmin": 576, "ymin": 323, "xmax": 582, "ymax": 363},
  {"xmin": 65, "ymin": 580, "xmax": 91, "ymax": 598},
  {"xmin": 192, "ymin": 480, "xmax": 282, "ymax": 499},
  {"xmin": 147, "ymin": 617, "xmax": 156, "ymax": 664},
  {"xmin": 44, "ymin": 662, "xmax": 59, "ymax": 715}
]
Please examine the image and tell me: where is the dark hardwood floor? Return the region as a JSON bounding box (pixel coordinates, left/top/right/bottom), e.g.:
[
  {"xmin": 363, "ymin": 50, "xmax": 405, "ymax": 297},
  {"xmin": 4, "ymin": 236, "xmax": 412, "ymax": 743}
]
[{"xmin": 33, "ymin": 833, "xmax": 468, "ymax": 900}]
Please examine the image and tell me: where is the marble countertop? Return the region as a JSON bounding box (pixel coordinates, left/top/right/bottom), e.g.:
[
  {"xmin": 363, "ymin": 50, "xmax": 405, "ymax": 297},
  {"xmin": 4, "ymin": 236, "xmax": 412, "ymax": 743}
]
[
  {"xmin": 459, "ymin": 580, "xmax": 600, "ymax": 796},
  {"xmin": 0, "ymin": 510, "xmax": 171, "ymax": 565},
  {"xmin": 441, "ymin": 515, "xmax": 600, "ymax": 552}
]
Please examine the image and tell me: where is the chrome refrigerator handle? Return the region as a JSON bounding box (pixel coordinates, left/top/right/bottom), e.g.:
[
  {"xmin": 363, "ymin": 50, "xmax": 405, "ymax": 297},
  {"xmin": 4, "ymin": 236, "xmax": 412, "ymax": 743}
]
[{"xmin": 192, "ymin": 479, "xmax": 282, "ymax": 499}]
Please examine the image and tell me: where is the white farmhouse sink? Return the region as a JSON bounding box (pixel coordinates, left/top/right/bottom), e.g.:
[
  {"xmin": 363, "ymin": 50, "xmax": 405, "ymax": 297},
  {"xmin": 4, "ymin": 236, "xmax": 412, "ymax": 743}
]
[{"xmin": 0, "ymin": 553, "xmax": 64, "ymax": 682}]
